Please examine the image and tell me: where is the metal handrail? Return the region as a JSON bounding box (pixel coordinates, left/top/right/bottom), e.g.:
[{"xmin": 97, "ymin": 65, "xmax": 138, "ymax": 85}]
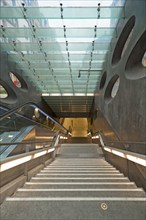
[
  {"xmin": 0, "ymin": 140, "xmax": 53, "ymax": 146},
  {"xmin": 92, "ymin": 132, "xmax": 146, "ymax": 145},
  {"xmin": 0, "ymin": 102, "xmax": 68, "ymax": 134},
  {"xmin": 104, "ymin": 140, "xmax": 146, "ymax": 145}
]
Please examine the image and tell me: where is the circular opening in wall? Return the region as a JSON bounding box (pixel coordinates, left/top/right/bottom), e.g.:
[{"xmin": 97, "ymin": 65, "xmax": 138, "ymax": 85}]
[
  {"xmin": 142, "ymin": 52, "xmax": 146, "ymax": 67},
  {"xmin": 125, "ymin": 30, "xmax": 146, "ymax": 80},
  {"xmin": 112, "ymin": 16, "xmax": 135, "ymax": 65},
  {"xmin": 9, "ymin": 72, "xmax": 21, "ymax": 88},
  {"xmin": 99, "ymin": 72, "xmax": 107, "ymax": 89},
  {"xmin": 0, "ymin": 84, "xmax": 8, "ymax": 98},
  {"xmin": 104, "ymin": 75, "xmax": 120, "ymax": 103},
  {"xmin": 0, "ymin": 80, "xmax": 17, "ymax": 104}
]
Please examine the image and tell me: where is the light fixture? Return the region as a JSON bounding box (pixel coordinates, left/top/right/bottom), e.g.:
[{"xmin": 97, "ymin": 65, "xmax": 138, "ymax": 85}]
[
  {"xmin": 103, "ymin": 146, "xmax": 146, "ymax": 167},
  {"xmin": 8, "ymin": 135, "xmax": 14, "ymax": 138},
  {"xmin": 0, "ymin": 148, "xmax": 55, "ymax": 172}
]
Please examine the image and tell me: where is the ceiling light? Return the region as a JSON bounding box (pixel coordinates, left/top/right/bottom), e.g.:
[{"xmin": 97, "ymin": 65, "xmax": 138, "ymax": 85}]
[
  {"xmin": 42, "ymin": 93, "xmax": 49, "ymax": 96},
  {"xmin": 87, "ymin": 93, "xmax": 94, "ymax": 96},
  {"xmin": 75, "ymin": 93, "xmax": 85, "ymax": 96},
  {"xmin": 62, "ymin": 93, "xmax": 73, "ymax": 96},
  {"xmin": 8, "ymin": 135, "xmax": 14, "ymax": 138},
  {"xmin": 50, "ymin": 93, "xmax": 61, "ymax": 96}
]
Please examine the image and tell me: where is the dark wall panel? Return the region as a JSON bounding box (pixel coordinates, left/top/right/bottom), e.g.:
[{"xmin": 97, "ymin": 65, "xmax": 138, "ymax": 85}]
[
  {"xmin": 93, "ymin": 0, "xmax": 146, "ymax": 154},
  {"xmin": 0, "ymin": 53, "xmax": 54, "ymax": 116}
]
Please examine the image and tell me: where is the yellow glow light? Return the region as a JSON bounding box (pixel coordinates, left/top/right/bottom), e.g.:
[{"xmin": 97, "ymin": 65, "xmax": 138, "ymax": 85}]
[
  {"xmin": 126, "ymin": 154, "xmax": 146, "ymax": 167},
  {"xmin": 0, "ymin": 156, "xmax": 32, "ymax": 172},
  {"xmin": 47, "ymin": 148, "xmax": 55, "ymax": 153},
  {"xmin": 104, "ymin": 147, "xmax": 112, "ymax": 153},
  {"xmin": 33, "ymin": 150, "xmax": 47, "ymax": 159},
  {"xmin": 112, "ymin": 150, "xmax": 125, "ymax": 158}
]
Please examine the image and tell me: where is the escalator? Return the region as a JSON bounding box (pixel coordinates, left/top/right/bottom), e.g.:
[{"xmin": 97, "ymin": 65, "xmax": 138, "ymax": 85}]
[{"xmin": 0, "ymin": 103, "xmax": 68, "ymax": 158}]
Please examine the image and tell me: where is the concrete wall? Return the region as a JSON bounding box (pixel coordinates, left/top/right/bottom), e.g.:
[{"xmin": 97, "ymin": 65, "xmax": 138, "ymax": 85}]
[
  {"xmin": 0, "ymin": 53, "xmax": 54, "ymax": 116},
  {"xmin": 93, "ymin": 0, "xmax": 146, "ymax": 155}
]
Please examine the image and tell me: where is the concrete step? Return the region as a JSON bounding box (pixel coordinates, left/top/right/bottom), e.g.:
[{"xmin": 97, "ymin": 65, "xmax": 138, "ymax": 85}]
[
  {"xmin": 47, "ymin": 165, "xmax": 112, "ymax": 167},
  {"xmin": 30, "ymin": 177, "xmax": 130, "ymax": 183},
  {"xmin": 36, "ymin": 173, "xmax": 124, "ymax": 177},
  {"xmin": 52, "ymin": 158, "xmax": 108, "ymax": 163},
  {"xmin": 13, "ymin": 189, "xmax": 146, "ymax": 198},
  {"xmin": 58, "ymin": 144, "xmax": 102, "ymax": 158},
  {"xmin": 1, "ymin": 144, "xmax": 145, "ymax": 220},
  {"xmin": 40, "ymin": 170, "xmax": 120, "ymax": 174},
  {"xmin": 68, "ymin": 137, "xmax": 92, "ymax": 143},
  {"xmin": 1, "ymin": 200, "xmax": 146, "ymax": 220},
  {"xmin": 24, "ymin": 181, "xmax": 138, "ymax": 189},
  {"xmin": 38, "ymin": 168, "xmax": 121, "ymax": 172}
]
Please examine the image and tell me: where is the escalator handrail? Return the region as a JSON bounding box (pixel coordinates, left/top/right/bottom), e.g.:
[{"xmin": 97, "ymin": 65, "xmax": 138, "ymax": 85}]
[{"xmin": 0, "ymin": 102, "xmax": 68, "ymax": 134}]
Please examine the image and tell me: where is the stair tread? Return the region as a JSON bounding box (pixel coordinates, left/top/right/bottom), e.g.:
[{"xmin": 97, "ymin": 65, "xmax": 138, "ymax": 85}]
[
  {"xmin": 1, "ymin": 143, "xmax": 146, "ymax": 220},
  {"xmin": 1, "ymin": 200, "xmax": 146, "ymax": 220},
  {"xmin": 13, "ymin": 191, "xmax": 146, "ymax": 197}
]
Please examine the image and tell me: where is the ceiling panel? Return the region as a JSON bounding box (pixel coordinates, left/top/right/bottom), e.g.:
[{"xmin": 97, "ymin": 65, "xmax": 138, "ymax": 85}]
[
  {"xmin": 43, "ymin": 96, "xmax": 94, "ymax": 117},
  {"xmin": 0, "ymin": 0, "xmax": 126, "ymax": 116}
]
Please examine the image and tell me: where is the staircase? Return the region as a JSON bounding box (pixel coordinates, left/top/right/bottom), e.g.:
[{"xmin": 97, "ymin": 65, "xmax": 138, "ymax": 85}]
[
  {"xmin": 1, "ymin": 144, "xmax": 146, "ymax": 220},
  {"xmin": 68, "ymin": 137, "xmax": 92, "ymax": 143}
]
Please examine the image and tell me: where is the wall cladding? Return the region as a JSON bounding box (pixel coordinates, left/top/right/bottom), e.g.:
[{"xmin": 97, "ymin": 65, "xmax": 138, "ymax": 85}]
[
  {"xmin": 94, "ymin": 0, "xmax": 146, "ymax": 154},
  {"xmin": 0, "ymin": 53, "xmax": 54, "ymax": 116}
]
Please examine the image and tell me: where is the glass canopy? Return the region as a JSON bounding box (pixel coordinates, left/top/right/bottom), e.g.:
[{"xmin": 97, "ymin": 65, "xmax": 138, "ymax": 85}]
[{"xmin": 0, "ymin": 0, "xmax": 126, "ymax": 96}]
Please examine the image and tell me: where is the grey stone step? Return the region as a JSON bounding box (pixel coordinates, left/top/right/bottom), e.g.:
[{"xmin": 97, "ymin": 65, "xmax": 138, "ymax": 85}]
[
  {"xmin": 47, "ymin": 165, "xmax": 112, "ymax": 168},
  {"xmin": 67, "ymin": 137, "xmax": 92, "ymax": 143},
  {"xmin": 53, "ymin": 160, "xmax": 109, "ymax": 164},
  {"xmin": 13, "ymin": 190, "xmax": 146, "ymax": 198},
  {"xmin": 24, "ymin": 181, "xmax": 137, "ymax": 189},
  {"xmin": 2, "ymin": 143, "xmax": 145, "ymax": 220},
  {"xmin": 40, "ymin": 171, "xmax": 120, "ymax": 174},
  {"xmin": 36, "ymin": 174, "xmax": 124, "ymax": 177},
  {"xmin": 44, "ymin": 167, "xmax": 116, "ymax": 170},
  {"xmin": 52, "ymin": 158, "xmax": 108, "ymax": 164},
  {"xmin": 30, "ymin": 177, "xmax": 130, "ymax": 183},
  {"xmin": 1, "ymin": 200, "xmax": 146, "ymax": 220}
]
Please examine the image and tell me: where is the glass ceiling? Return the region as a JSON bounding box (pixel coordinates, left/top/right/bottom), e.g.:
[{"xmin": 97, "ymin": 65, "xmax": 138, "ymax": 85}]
[{"xmin": 0, "ymin": 0, "xmax": 126, "ymax": 96}]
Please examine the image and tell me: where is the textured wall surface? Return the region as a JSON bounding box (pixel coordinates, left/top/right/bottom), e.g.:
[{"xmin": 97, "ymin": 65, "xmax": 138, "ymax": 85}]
[
  {"xmin": 0, "ymin": 53, "xmax": 54, "ymax": 116},
  {"xmin": 93, "ymin": 0, "xmax": 146, "ymax": 155}
]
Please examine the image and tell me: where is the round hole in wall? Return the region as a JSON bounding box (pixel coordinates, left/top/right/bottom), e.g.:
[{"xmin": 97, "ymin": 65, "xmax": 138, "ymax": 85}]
[
  {"xmin": 112, "ymin": 16, "xmax": 135, "ymax": 65},
  {"xmin": 0, "ymin": 84, "xmax": 8, "ymax": 99},
  {"xmin": 9, "ymin": 72, "xmax": 21, "ymax": 88},
  {"xmin": 104, "ymin": 75, "xmax": 120, "ymax": 103},
  {"xmin": 142, "ymin": 52, "xmax": 146, "ymax": 67},
  {"xmin": 9, "ymin": 71, "xmax": 28, "ymax": 91},
  {"xmin": 125, "ymin": 30, "xmax": 146, "ymax": 80},
  {"xmin": 99, "ymin": 71, "xmax": 107, "ymax": 89},
  {"xmin": 111, "ymin": 77, "xmax": 120, "ymax": 98},
  {"xmin": 0, "ymin": 80, "xmax": 17, "ymax": 104}
]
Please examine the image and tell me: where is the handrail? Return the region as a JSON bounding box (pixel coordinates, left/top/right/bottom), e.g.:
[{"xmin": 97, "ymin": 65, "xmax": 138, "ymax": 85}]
[
  {"xmin": 0, "ymin": 102, "xmax": 35, "ymax": 120},
  {"xmin": 98, "ymin": 134, "xmax": 146, "ymax": 167},
  {"xmin": 103, "ymin": 145, "xmax": 146, "ymax": 167},
  {"xmin": 0, "ymin": 140, "xmax": 53, "ymax": 146},
  {"xmin": 92, "ymin": 132, "xmax": 146, "ymax": 145},
  {"xmin": 104, "ymin": 140, "xmax": 146, "ymax": 145},
  {"xmin": 0, "ymin": 147, "xmax": 55, "ymax": 171},
  {"xmin": 0, "ymin": 102, "xmax": 68, "ymax": 134}
]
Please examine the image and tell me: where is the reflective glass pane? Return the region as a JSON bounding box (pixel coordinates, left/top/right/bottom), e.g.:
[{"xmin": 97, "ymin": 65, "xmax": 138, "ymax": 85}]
[
  {"xmin": 0, "ymin": 0, "xmax": 125, "ymax": 95},
  {"xmin": 0, "ymin": 85, "xmax": 8, "ymax": 98},
  {"xmin": 9, "ymin": 72, "xmax": 21, "ymax": 88}
]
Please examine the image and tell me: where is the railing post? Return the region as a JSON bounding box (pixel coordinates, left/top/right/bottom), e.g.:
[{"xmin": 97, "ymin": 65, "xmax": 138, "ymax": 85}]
[{"xmin": 24, "ymin": 144, "xmax": 30, "ymax": 177}]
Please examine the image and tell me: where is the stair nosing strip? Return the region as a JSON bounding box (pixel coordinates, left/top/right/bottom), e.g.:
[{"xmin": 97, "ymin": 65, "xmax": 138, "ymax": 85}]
[
  {"xmin": 18, "ymin": 188, "xmax": 143, "ymax": 192},
  {"xmin": 6, "ymin": 197, "xmax": 146, "ymax": 201},
  {"xmin": 25, "ymin": 182, "xmax": 135, "ymax": 185}
]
